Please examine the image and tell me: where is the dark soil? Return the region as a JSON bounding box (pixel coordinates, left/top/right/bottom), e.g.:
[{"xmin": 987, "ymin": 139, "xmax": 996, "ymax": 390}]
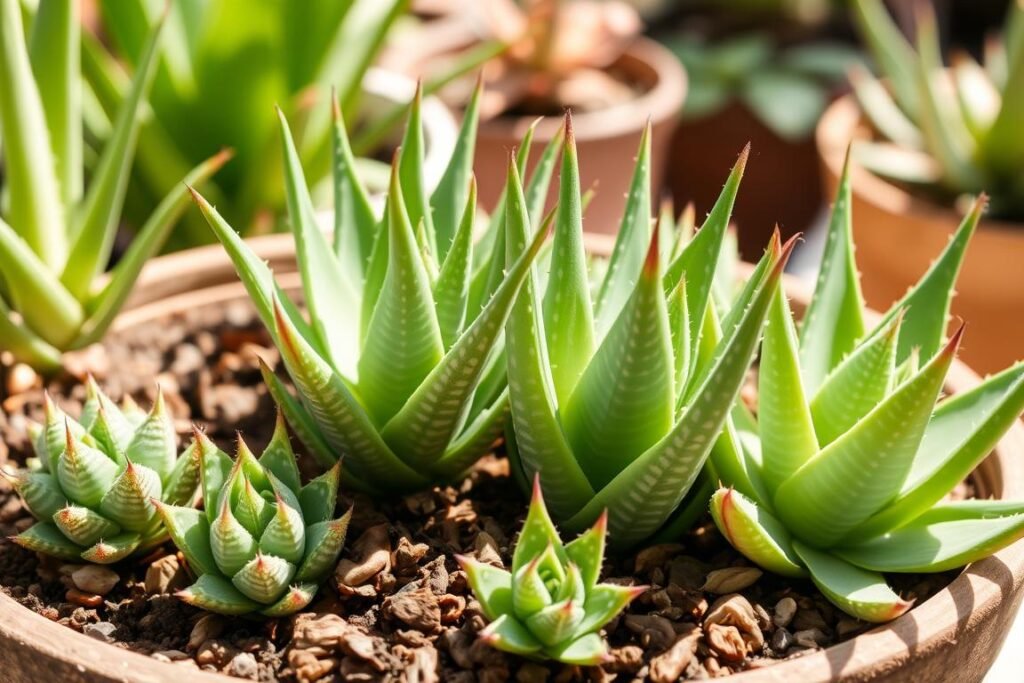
[{"xmin": 0, "ymin": 300, "xmax": 959, "ymax": 681}]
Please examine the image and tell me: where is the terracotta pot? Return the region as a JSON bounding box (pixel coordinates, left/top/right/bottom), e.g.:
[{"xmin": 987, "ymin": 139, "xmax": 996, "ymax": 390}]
[
  {"xmin": 816, "ymin": 95, "xmax": 1024, "ymax": 375},
  {"xmin": 666, "ymin": 101, "xmax": 824, "ymax": 262},
  {"xmin": 473, "ymin": 38, "xmax": 686, "ymax": 236},
  {"xmin": 2, "ymin": 234, "xmax": 1023, "ymax": 681}
]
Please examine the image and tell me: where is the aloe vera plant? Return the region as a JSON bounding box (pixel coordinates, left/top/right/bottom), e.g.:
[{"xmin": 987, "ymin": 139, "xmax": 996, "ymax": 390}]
[
  {"xmin": 191, "ymin": 87, "xmax": 559, "ymax": 493},
  {"xmin": 459, "ymin": 476, "xmax": 644, "ymax": 664},
  {"xmin": 709, "ymin": 153, "xmax": 1024, "ymax": 622},
  {"xmin": 5, "ymin": 381, "xmax": 200, "ymax": 564},
  {"xmin": 0, "ymin": 0, "xmax": 228, "ymax": 372},
  {"xmin": 505, "ymin": 114, "xmax": 793, "ymax": 549},
  {"xmin": 156, "ymin": 415, "xmax": 349, "ymax": 616},
  {"xmin": 850, "ymin": 0, "xmax": 1024, "ymax": 220}
]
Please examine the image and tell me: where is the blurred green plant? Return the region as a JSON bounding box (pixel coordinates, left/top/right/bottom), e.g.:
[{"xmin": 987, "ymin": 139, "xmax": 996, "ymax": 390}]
[
  {"xmin": 191, "ymin": 85, "xmax": 563, "ymax": 494},
  {"xmin": 850, "ymin": 0, "xmax": 1024, "ymax": 220},
  {"xmin": 504, "ymin": 112, "xmax": 793, "ymax": 549},
  {"xmin": 6, "ymin": 380, "xmax": 200, "ymax": 564},
  {"xmin": 709, "ymin": 152, "xmax": 1024, "ymax": 622},
  {"xmin": 459, "ymin": 476, "xmax": 645, "ymax": 664},
  {"xmin": 84, "ymin": 0, "xmax": 492, "ymax": 246},
  {"xmin": 0, "ymin": 0, "xmax": 227, "ymax": 373},
  {"xmin": 666, "ymin": 32, "xmax": 861, "ymax": 140},
  {"xmin": 157, "ymin": 416, "xmax": 350, "ymax": 616}
]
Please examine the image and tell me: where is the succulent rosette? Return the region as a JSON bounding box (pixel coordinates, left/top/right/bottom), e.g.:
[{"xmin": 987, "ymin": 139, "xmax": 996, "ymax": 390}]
[
  {"xmin": 709, "ymin": 153, "xmax": 1024, "ymax": 622},
  {"xmin": 156, "ymin": 415, "xmax": 351, "ymax": 616},
  {"xmin": 7, "ymin": 381, "xmax": 200, "ymax": 563},
  {"xmin": 459, "ymin": 477, "xmax": 644, "ymax": 665}
]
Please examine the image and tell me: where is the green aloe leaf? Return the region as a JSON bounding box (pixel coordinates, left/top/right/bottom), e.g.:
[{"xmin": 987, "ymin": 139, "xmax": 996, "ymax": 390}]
[
  {"xmin": 62, "ymin": 10, "xmax": 166, "ymax": 296},
  {"xmin": 798, "ymin": 147, "xmax": 866, "ymax": 393},
  {"xmin": 431, "ymin": 76, "xmax": 481, "ymax": 260},
  {"xmin": 562, "ymin": 232, "xmax": 674, "ymax": 491},
  {"xmin": 759, "ymin": 288, "xmax": 819, "ymax": 492},
  {"xmin": 358, "ymin": 163, "xmax": 444, "ymax": 424},
  {"xmin": 99, "ymin": 461, "xmax": 162, "ymax": 531},
  {"xmin": 296, "ymin": 511, "xmax": 352, "ymax": 582},
  {"xmin": 258, "ymin": 412, "xmax": 303, "ymax": 495},
  {"xmin": 81, "ymin": 531, "xmax": 142, "ymax": 564},
  {"xmin": 0, "ymin": 304, "xmax": 62, "ymax": 371},
  {"xmin": 525, "ymin": 599, "xmax": 586, "ymax": 647},
  {"xmin": 0, "ymin": 0, "xmax": 65, "ymax": 268},
  {"xmin": 984, "ymin": 32, "xmax": 1024, "ymax": 178},
  {"xmin": 711, "ymin": 488, "xmax": 807, "ymax": 577},
  {"xmin": 178, "ymin": 574, "xmax": 260, "ymax": 615},
  {"xmin": 565, "ymin": 240, "xmax": 791, "ymax": 544},
  {"xmin": 457, "ymin": 556, "xmax": 514, "ymax": 621},
  {"xmin": 775, "ymin": 330, "xmax": 961, "ymax": 547},
  {"xmin": 848, "ymin": 363, "xmax": 1024, "ymax": 539},
  {"xmin": 261, "ymin": 584, "xmax": 317, "ymax": 617},
  {"xmin": 577, "ymin": 583, "xmax": 644, "ymax": 635},
  {"xmin": 58, "ymin": 434, "xmax": 120, "ymax": 508},
  {"xmin": 52, "ymin": 505, "xmax": 119, "ymax": 547},
  {"xmin": 792, "ymin": 541, "xmax": 912, "ymax": 623},
  {"xmin": 13, "ymin": 522, "xmax": 82, "ymax": 561},
  {"xmin": 163, "ymin": 440, "xmax": 201, "ymax": 506},
  {"xmin": 593, "ymin": 121, "xmax": 653, "ymax": 338},
  {"xmin": 330, "ymin": 94, "xmax": 376, "ymax": 274},
  {"xmin": 7, "ymin": 471, "xmax": 66, "ymax": 520},
  {"xmin": 513, "ymin": 555, "xmax": 555, "ymax": 616},
  {"xmin": 481, "ymin": 614, "xmax": 544, "ymax": 656},
  {"xmin": 543, "ymin": 116, "xmax": 595, "ymax": 407},
  {"xmin": 848, "ymin": 65, "xmax": 924, "ymax": 149},
  {"xmin": 298, "ymin": 462, "xmax": 341, "ymax": 525},
  {"xmin": 852, "ymin": 0, "xmax": 921, "ymax": 117},
  {"xmin": 546, "ymin": 633, "xmax": 607, "ymax": 665},
  {"xmin": 258, "ymin": 359, "xmax": 338, "ymax": 470},
  {"xmin": 512, "ymin": 477, "xmax": 568, "ymax": 572},
  {"xmin": 433, "ymin": 179, "xmax": 476, "ymax": 349},
  {"xmin": 564, "ymin": 512, "xmax": 607, "ymax": 592},
  {"xmin": 396, "ymin": 83, "xmax": 435, "ymax": 255},
  {"xmin": 277, "ymin": 108, "xmax": 361, "ymax": 380},
  {"xmin": 124, "ymin": 389, "xmax": 176, "ymax": 480}
]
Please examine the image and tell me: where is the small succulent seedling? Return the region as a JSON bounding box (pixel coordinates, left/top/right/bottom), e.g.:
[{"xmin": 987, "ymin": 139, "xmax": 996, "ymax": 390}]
[
  {"xmin": 156, "ymin": 415, "xmax": 350, "ymax": 616},
  {"xmin": 850, "ymin": 0, "xmax": 1024, "ymax": 219},
  {"xmin": 190, "ymin": 85, "xmax": 563, "ymax": 493},
  {"xmin": 0, "ymin": 0, "xmax": 228, "ymax": 372},
  {"xmin": 709, "ymin": 153, "xmax": 1024, "ymax": 622},
  {"xmin": 459, "ymin": 476, "xmax": 644, "ymax": 665},
  {"xmin": 6, "ymin": 381, "xmax": 200, "ymax": 563},
  {"xmin": 505, "ymin": 114, "xmax": 792, "ymax": 548}
]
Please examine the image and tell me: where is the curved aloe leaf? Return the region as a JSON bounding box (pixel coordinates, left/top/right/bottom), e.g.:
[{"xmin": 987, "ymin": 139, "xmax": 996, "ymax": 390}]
[{"xmin": 710, "ymin": 488, "xmax": 806, "ymax": 578}]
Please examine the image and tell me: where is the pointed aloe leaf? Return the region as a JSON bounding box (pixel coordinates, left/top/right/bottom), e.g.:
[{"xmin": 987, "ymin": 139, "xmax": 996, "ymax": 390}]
[
  {"xmin": 793, "ymin": 541, "xmax": 912, "ymax": 623},
  {"xmin": 397, "ymin": 84, "xmax": 435, "ymax": 255},
  {"xmin": 523, "ymin": 121, "xmax": 564, "ymax": 234},
  {"xmin": 775, "ymin": 330, "xmax": 962, "ymax": 547},
  {"xmin": 63, "ymin": 12, "xmax": 166, "ymax": 295},
  {"xmin": 0, "ymin": 0, "xmax": 65, "ymax": 268},
  {"xmin": 125, "ymin": 390, "xmax": 176, "ymax": 480},
  {"xmin": 984, "ymin": 31, "xmax": 1024, "ymax": 176},
  {"xmin": 296, "ymin": 511, "xmax": 352, "ymax": 583},
  {"xmin": 577, "ymin": 583, "xmax": 644, "ymax": 636},
  {"xmin": 837, "ymin": 505, "xmax": 1024, "ymax": 574},
  {"xmin": 361, "ymin": 210, "xmax": 389, "ymax": 338},
  {"xmin": 261, "ymin": 583, "xmax": 317, "ymax": 617},
  {"xmin": 710, "ymin": 488, "xmax": 807, "ymax": 578},
  {"xmin": 162, "ymin": 441, "xmax": 201, "ymax": 507},
  {"xmin": 81, "ymin": 531, "xmax": 142, "ymax": 564},
  {"xmin": 512, "ymin": 556, "xmax": 555, "ymax": 616},
  {"xmin": 951, "ymin": 52, "xmax": 1001, "ymax": 139},
  {"xmin": 53, "ymin": 505, "xmax": 119, "ymax": 548},
  {"xmin": 873, "ymin": 195, "xmax": 983, "ymax": 363},
  {"xmin": 564, "ymin": 512, "xmax": 607, "ymax": 592},
  {"xmin": 710, "ymin": 415, "xmax": 770, "ymax": 505},
  {"xmin": 542, "ymin": 117, "xmax": 595, "ymax": 407},
  {"xmin": 358, "ymin": 164, "xmax": 445, "ymax": 424},
  {"xmin": 9, "ymin": 470, "xmax": 66, "ymax": 520},
  {"xmin": 504, "ymin": 159, "xmax": 595, "ymax": 522},
  {"xmin": 259, "ymin": 359, "xmax": 338, "ymax": 470},
  {"xmin": 277, "ymin": 108, "xmax": 362, "ymax": 380},
  {"xmin": 58, "ymin": 436, "xmax": 119, "ymax": 508},
  {"xmin": 546, "ymin": 633, "xmax": 608, "ymax": 666},
  {"xmin": 563, "ymin": 233, "xmax": 674, "ymax": 490},
  {"xmin": 849, "ymin": 364, "xmax": 1024, "ymax": 540},
  {"xmin": 299, "ymin": 462, "xmax": 341, "ymax": 525},
  {"xmin": 0, "ymin": 217, "xmax": 82, "ymax": 348},
  {"xmin": 211, "ymin": 497, "xmax": 258, "ymax": 577},
  {"xmin": 78, "ymin": 149, "xmax": 232, "ymax": 346},
  {"xmin": 664, "ymin": 145, "xmax": 749, "ymax": 368},
  {"xmin": 13, "ymin": 522, "xmax": 82, "ymax": 560},
  {"xmin": 431, "ymin": 77, "xmax": 481, "ymax": 260},
  {"xmin": 433, "ymin": 179, "xmax": 476, "ymax": 349},
  {"xmin": 28, "ymin": 0, "xmax": 81, "ymax": 208},
  {"xmin": 759, "ymin": 288, "xmax": 819, "ymax": 492},
  {"xmin": 271, "ymin": 296, "xmax": 428, "ymax": 491},
  {"xmin": 195, "ymin": 430, "xmax": 232, "ymax": 523},
  {"xmin": 258, "ymin": 412, "xmax": 302, "ymax": 495},
  {"xmin": 593, "ymin": 121, "xmax": 653, "ymax": 338},
  {"xmin": 512, "ymin": 477, "xmax": 568, "ymax": 572},
  {"xmin": 433, "ymin": 392, "xmax": 509, "ymax": 481},
  {"xmin": 525, "ymin": 599, "xmax": 585, "ymax": 647},
  {"xmin": 852, "ymin": 0, "xmax": 920, "ymax": 117},
  {"xmin": 380, "ymin": 208, "xmax": 548, "ymax": 465},
  {"xmin": 481, "ymin": 614, "xmax": 544, "ymax": 656},
  {"xmin": 178, "ymin": 574, "xmax": 260, "ymax": 615},
  {"xmin": 190, "ymin": 188, "xmax": 321, "ymax": 354},
  {"xmin": 667, "ymin": 279, "xmax": 690, "ymax": 395},
  {"xmin": 259, "ymin": 499, "xmax": 305, "ymax": 564},
  {"xmin": 848, "ymin": 64, "xmax": 924, "ymax": 149},
  {"xmin": 330, "ymin": 96, "xmax": 377, "ymax": 273},
  {"xmin": 99, "ymin": 461, "xmax": 162, "ymax": 531},
  {"xmin": 457, "ymin": 556, "xmax": 514, "ymax": 621},
  {"xmin": 565, "ymin": 241, "xmax": 791, "ymax": 544},
  {"xmin": 799, "ymin": 148, "xmax": 866, "ymax": 392},
  {"xmin": 810, "ymin": 312, "xmax": 901, "ymax": 448}
]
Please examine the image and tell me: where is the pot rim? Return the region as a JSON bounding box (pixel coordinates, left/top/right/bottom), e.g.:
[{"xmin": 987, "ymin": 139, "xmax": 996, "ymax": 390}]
[
  {"xmin": 816, "ymin": 94, "xmax": 1024, "ymax": 237},
  {"xmin": 475, "ymin": 36, "xmax": 687, "ymax": 142},
  {"xmin": 4, "ymin": 232, "xmax": 1023, "ymax": 682}
]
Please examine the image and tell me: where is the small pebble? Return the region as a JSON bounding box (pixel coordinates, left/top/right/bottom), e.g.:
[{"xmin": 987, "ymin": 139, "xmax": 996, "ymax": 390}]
[
  {"xmin": 794, "ymin": 628, "xmax": 829, "ymax": 649},
  {"xmin": 65, "ymin": 588, "xmax": 103, "ymax": 607},
  {"xmin": 773, "ymin": 596, "xmax": 797, "ymax": 628},
  {"xmin": 226, "ymin": 652, "xmax": 259, "ymax": 680},
  {"xmin": 771, "ymin": 627, "xmax": 793, "ymax": 653},
  {"xmin": 83, "ymin": 621, "xmax": 117, "ymax": 643},
  {"xmin": 71, "ymin": 565, "xmax": 119, "ymax": 596}
]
